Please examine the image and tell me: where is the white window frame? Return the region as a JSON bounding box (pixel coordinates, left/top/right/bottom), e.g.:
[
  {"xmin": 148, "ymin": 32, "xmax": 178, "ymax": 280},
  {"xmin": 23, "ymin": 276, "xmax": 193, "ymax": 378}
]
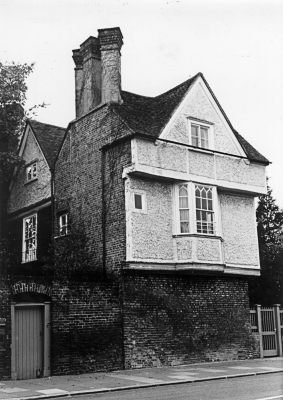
[
  {"xmin": 26, "ymin": 162, "xmax": 38, "ymax": 182},
  {"xmin": 22, "ymin": 214, "xmax": 37, "ymax": 263},
  {"xmin": 132, "ymin": 190, "xmax": 147, "ymax": 214},
  {"xmin": 174, "ymin": 182, "xmax": 218, "ymax": 236},
  {"xmin": 188, "ymin": 118, "xmax": 214, "ymax": 150},
  {"xmin": 59, "ymin": 213, "xmax": 69, "ymax": 236}
]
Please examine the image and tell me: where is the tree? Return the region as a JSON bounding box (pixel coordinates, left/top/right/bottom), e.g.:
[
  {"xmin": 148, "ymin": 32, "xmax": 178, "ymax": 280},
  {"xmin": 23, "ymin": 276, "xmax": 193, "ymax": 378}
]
[
  {"xmin": 249, "ymin": 181, "xmax": 283, "ymax": 306},
  {"xmin": 0, "ymin": 62, "xmax": 35, "ymax": 239}
]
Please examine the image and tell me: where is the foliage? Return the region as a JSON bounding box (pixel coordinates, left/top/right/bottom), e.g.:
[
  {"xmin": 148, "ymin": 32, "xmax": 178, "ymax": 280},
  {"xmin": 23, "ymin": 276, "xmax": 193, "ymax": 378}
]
[
  {"xmin": 249, "ymin": 181, "xmax": 283, "ymax": 306},
  {"xmin": 0, "ymin": 62, "xmax": 34, "ymax": 186},
  {"xmin": 0, "ymin": 237, "xmax": 17, "ymax": 277},
  {"xmin": 43, "ymin": 223, "xmax": 101, "ymax": 283}
]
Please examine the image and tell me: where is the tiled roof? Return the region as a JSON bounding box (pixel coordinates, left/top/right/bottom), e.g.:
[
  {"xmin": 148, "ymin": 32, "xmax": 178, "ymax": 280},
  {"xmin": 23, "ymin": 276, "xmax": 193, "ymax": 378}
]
[
  {"xmin": 29, "ymin": 120, "xmax": 66, "ymax": 169},
  {"xmin": 116, "ymin": 74, "xmax": 199, "ymax": 137},
  {"xmin": 233, "ymin": 130, "xmax": 269, "ymax": 164},
  {"xmin": 113, "ymin": 73, "xmax": 269, "ymax": 165}
]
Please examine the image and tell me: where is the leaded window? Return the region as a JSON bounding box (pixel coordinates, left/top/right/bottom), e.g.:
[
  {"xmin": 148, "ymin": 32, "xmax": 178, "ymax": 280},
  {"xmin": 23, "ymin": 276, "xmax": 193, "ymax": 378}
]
[
  {"xmin": 179, "ymin": 184, "xmax": 190, "ymax": 233},
  {"xmin": 195, "ymin": 185, "xmax": 214, "ymax": 234},
  {"xmin": 23, "ymin": 214, "xmax": 37, "ymax": 262}
]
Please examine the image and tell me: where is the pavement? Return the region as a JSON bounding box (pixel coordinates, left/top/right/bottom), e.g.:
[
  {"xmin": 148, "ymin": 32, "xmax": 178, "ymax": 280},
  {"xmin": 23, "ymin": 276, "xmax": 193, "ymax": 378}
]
[{"xmin": 0, "ymin": 357, "xmax": 283, "ymax": 400}]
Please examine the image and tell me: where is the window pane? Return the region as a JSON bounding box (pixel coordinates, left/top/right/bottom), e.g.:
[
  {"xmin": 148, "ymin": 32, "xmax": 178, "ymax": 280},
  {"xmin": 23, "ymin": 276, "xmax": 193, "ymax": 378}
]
[
  {"xmin": 32, "ymin": 164, "xmax": 37, "ymax": 178},
  {"xmin": 179, "ymin": 185, "xmax": 188, "ymax": 197},
  {"xmin": 27, "ymin": 167, "xmax": 32, "ymax": 180},
  {"xmin": 191, "ymin": 125, "xmax": 199, "ymax": 147},
  {"xmin": 191, "ymin": 125, "xmax": 198, "ymax": 136},
  {"xmin": 180, "ymin": 221, "xmax": 190, "ymax": 233},
  {"xmin": 134, "ymin": 194, "xmax": 142, "ymax": 209},
  {"xmin": 196, "ymin": 197, "xmax": 201, "ymax": 209},
  {"xmin": 180, "ymin": 209, "xmax": 189, "ymax": 221},
  {"xmin": 179, "ymin": 196, "xmax": 188, "ymax": 208},
  {"xmin": 202, "ymin": 198, "xmax": 207, "ymax": 210}
]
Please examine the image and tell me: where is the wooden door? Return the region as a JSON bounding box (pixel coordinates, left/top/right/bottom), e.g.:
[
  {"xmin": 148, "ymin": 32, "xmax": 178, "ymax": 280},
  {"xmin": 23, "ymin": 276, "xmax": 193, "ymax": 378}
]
[{"xmin": 15, "ymin": 306, "xmax": 43, "ymax": 379}]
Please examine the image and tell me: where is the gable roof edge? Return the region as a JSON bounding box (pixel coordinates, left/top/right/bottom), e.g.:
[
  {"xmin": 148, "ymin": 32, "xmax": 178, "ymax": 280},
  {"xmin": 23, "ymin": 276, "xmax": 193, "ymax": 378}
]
[{"xmin": 200, "ymin": 74, "xmax": 270, "ymax": 165}]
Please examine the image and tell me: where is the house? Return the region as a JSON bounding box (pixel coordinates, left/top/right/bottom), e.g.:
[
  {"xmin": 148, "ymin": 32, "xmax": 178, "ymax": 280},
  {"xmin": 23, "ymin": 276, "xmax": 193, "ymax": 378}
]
[
  {"xmin": 0, "ymin": 27, "xmax": 269, "ymax": 380},
  {"xmin": 0, "ymin": 120, "xmax": 65, "ymax": 379}
]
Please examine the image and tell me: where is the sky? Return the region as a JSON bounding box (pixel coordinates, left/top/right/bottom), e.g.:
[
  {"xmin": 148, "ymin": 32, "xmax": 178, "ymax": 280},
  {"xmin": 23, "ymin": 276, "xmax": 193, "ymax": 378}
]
[{"xmin": 1, "ymin": 0, "xmax": 283, "ymax": 206}]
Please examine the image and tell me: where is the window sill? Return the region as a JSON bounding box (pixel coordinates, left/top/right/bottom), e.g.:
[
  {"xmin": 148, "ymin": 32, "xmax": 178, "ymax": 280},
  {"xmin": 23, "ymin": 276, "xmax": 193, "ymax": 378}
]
[
  {"xmin": 188, "ymin": 147, "xmax": 214, "ymax": 156},
  {"xmin": 21, "ymin": 259, "xmax": 37, "ymax": 264},
  {"xmin": 173, "ymin": 233, "xmax": 223, "ymax": 241},
  {"xmin": 24, "ymin": 178, "xmax": 38, "ymax": 186},
  {"xmin": 54, "ymin": 234, "xmax": 70, "ymax": 240}
]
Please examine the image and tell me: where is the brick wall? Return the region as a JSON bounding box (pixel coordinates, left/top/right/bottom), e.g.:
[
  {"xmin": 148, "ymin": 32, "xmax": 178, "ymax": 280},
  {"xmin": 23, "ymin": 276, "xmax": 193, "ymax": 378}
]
[
  {"xmin": 51, "ymin": 281, "xmax": 123, "ymax": 375},
  {"xmin": 0, "ymin": 278, "xmax": 123, "ymax": 379},
  {"xmin": 104, "ymin": 140, "xmax": 131, "ymax": 275},
  {"xmin": 0, "ymin": 280, "xmax": 11, "ymax": 379},
  {"xmin": 55, "ymin": 106, "xmax": 131, "ymax": 276},
  {"xmin": 122, "ymin": 273, "xmax": 258, "ymax": 368}
]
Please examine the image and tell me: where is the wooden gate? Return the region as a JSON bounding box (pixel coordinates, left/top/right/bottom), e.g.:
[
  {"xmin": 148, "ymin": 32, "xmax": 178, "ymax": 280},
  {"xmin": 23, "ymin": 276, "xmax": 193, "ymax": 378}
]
[
  {"xmin": 261, "ymin": 307, "xmax": 277, "ymax": 357},
  {"xmin": 250, "ymin": 304, "xmax": 283, "ymax": 358},
  {"xmin": 15, "ymin": 306, "xmax": 43, "ymax": 379}
]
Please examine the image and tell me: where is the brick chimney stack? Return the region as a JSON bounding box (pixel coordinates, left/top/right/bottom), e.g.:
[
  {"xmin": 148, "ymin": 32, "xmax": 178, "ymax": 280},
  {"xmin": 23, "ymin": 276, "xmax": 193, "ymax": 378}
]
[
  {"xmin": 72, "ymin": 27, "xmax": 123, "ymax": 119},
  {"xmin": 72, "ymin": 37, "xmax": 101, "ymax": 118},
  {"xmin": 98, "ymin": 27, "xmax": 123, "ymax": 105}
]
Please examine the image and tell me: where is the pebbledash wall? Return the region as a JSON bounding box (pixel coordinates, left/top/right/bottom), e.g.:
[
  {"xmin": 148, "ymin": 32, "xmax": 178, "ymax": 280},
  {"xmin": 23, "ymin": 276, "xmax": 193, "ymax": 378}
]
[{"xmin": 8, "ymin": 126, "xmax": 51, "ymax": 214}]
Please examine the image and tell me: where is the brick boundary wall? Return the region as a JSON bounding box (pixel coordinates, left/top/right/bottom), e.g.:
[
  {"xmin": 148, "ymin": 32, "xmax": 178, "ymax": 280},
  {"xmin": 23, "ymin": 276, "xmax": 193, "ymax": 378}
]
[
  {"xmin": 51, "ymin": 281, "xmax": 123, "ymax": 375},
  {"xmin": 0, "ymin": 278, "xmax": 123, "ymax": 379},
  {"xmin": 122, "ymin": 273, "xmax": 259, "ymax": 369},
  {"xmin": 0, "ymin": 280, "xmax": 11, "ymax": 380}
]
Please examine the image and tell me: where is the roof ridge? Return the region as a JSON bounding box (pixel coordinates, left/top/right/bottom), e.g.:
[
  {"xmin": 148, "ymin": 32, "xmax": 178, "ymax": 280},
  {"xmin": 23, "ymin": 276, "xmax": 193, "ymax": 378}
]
[
  {"xmin": 121, "ymin": 90, "xmax": 154, "ymax": 100},
  {"xmin": 29, "ymin": 119, "xmax": 66, "ymax": 131},
  {"xmin": 153, "ymin": 72, "xmax": 201, "ymax": 100}
]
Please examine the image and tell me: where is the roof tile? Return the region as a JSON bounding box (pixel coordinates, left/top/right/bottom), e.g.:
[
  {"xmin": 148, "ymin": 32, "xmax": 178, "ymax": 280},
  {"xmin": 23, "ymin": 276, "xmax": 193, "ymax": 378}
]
[{"xmin": 29, "ymin": 120, "xmax": 66, "ymax": 169}]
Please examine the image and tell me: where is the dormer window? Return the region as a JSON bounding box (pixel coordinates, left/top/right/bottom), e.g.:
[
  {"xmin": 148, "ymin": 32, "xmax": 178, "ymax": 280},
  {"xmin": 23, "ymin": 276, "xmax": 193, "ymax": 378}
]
[
  {"xmin": 26, "ymin": 162, "xmax": 37, "ymax": 182},
  {"xmin": 188, "ymin": 118, "xmax": 214, "ymax": 150}
]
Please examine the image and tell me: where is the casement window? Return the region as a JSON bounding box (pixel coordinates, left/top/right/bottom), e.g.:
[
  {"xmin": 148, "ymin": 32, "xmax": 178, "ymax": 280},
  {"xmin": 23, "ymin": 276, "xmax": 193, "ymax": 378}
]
[
  {"xmin": 176, "ymin": 183, "xmax": 217, "ymax": 235},
  {"xmin": 188, "ymin": 119, "xmax": 214, "ymax": 150},
  {"xmin": 59, "ymin": 213, "xmax": 69, "ymax": 236},
  {"xmin": 26, "ymin": 162, "xmax": 37, "ymax": 182},
  {"xmin": 22, "ymin": 214, "xmax": 37, "ymax": 263},
  {"xmin": 133, "ymin": 190, "xmax": 147, "ymax": 214}
]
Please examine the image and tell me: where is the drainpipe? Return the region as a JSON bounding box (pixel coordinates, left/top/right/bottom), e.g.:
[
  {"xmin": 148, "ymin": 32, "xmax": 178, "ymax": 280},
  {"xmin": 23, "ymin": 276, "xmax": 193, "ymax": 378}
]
[
  {"xmin": 50, "ymin": 168, "xmax": 55, "ymax": 239},
  {"xmin": 101, "ymin": 148, "xmax": 106, "ymax": 280}
]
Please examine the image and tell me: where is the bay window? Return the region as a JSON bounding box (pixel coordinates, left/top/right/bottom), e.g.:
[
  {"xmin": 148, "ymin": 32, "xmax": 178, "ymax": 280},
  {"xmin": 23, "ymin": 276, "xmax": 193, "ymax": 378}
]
[{"xmin": 176, "ymin": 183, "xmax": 217, "ymax": 235}]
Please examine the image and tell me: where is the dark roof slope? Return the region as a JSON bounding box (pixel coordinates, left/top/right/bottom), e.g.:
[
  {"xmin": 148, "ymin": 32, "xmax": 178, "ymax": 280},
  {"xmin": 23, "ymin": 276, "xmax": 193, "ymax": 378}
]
[
  {"xmin": 29, "ymin": 120, "xmax": 66, "ymax": 169},
  {"xmin": 233, "ymin": 131, "xmax": 269, "ymax": 164},
  {"xmin": 115, "ymin": 74, "xmax": 199, "ymax": 137},
  {"xmin": 113, "ymin": 72, "xmax": 269, "ymax": 165}
]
